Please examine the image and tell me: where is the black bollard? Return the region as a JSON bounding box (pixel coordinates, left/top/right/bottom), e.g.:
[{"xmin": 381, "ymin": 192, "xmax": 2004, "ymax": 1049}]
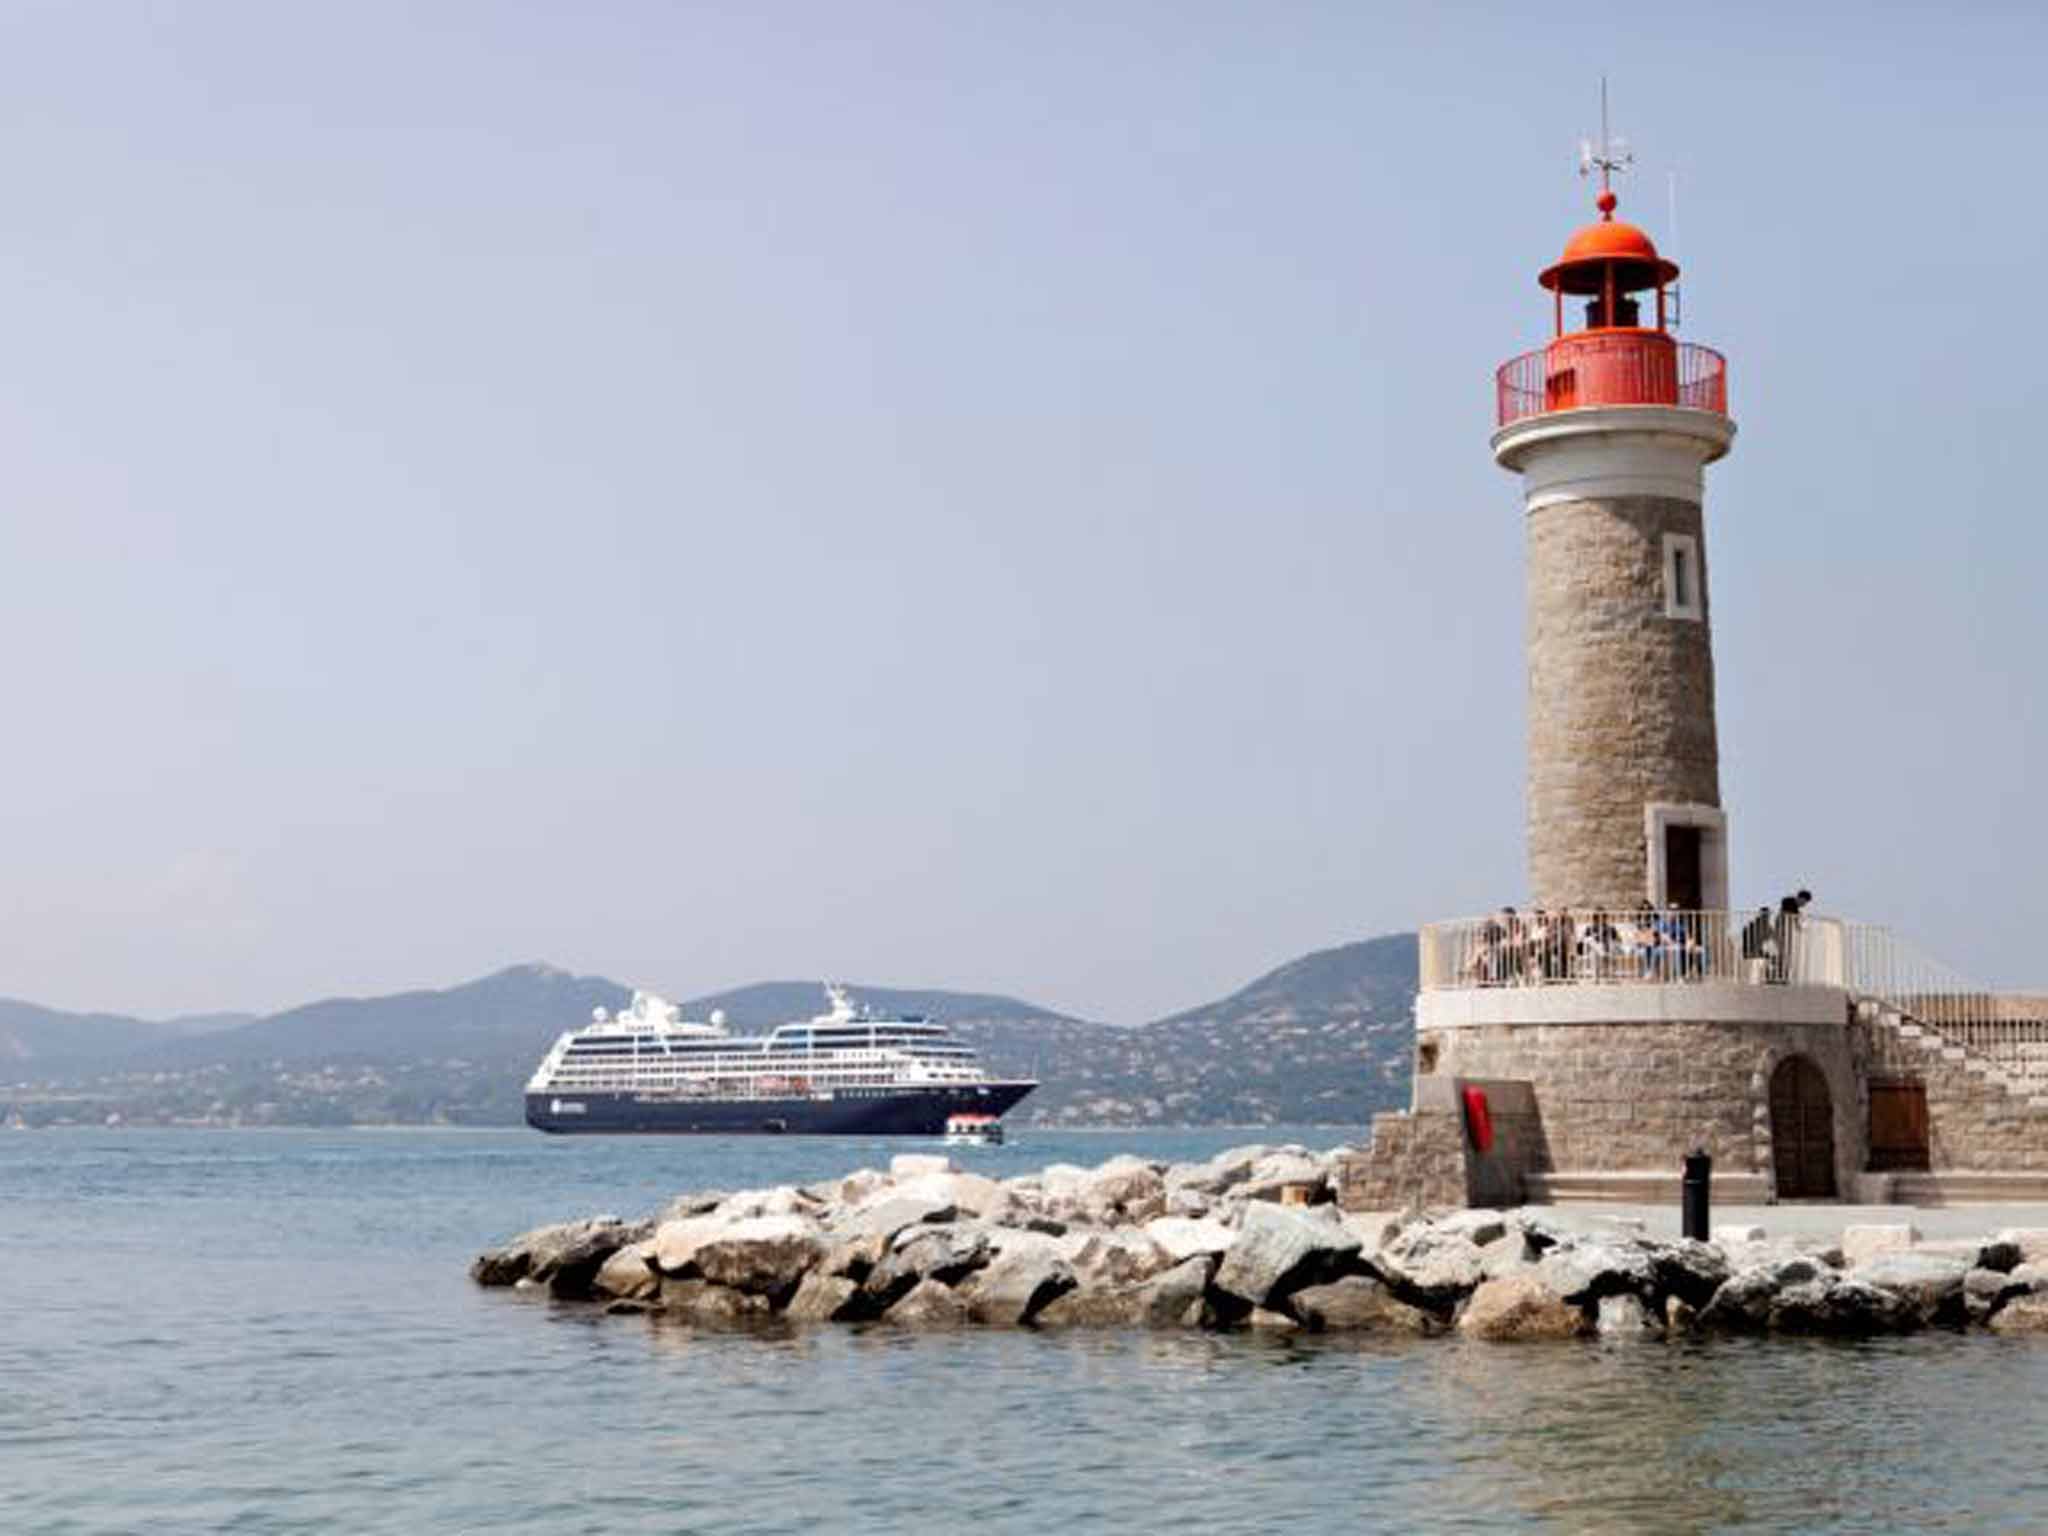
[{"xmin": 1681, "ymin": 1149, "xmax": 1712, "ymax": 1242}]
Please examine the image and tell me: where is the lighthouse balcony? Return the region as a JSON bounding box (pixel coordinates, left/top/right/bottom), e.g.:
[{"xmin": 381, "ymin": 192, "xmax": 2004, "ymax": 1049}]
[
  {"xmin": 1496, "ymin": 334, "xmax": 1727, "ymax": 428},
  {"xmin": 1417, "ymin": 908, "xmax": 1850, "ymax": 1031},
  {"xmin": 1418, "ymin": 911, "xmax": 2048, "ymax": 1073}
]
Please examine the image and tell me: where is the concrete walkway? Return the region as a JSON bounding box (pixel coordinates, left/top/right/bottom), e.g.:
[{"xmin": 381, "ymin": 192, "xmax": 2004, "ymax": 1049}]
[{"xmin": 1538, "ymin": 1201, "xmax": 2048, "ymax": 1243}]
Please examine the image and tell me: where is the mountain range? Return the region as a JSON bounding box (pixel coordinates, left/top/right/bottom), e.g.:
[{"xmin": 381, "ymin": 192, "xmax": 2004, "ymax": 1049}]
[{"xmin": 0, "ymin": 934, "xmax": 1420, "ymax": 1130}]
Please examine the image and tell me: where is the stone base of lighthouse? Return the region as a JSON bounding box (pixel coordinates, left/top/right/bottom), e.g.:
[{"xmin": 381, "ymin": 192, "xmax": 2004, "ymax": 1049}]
[
  {"xmin": 1332, "ymin": 981, "xmax": 2048, "ymax": 1212},
  {"xmin": 1412, "ymin": 987, "xmax": 1864, "ymax": 1203}
]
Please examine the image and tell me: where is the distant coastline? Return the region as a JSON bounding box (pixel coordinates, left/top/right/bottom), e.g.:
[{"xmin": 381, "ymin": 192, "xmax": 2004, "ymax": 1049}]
[
  {"xmin": 3, "ymin": 1116, "xmax": 1371, "ymax": 1135},
  {"xmin": 2, "ymin": 938, "xmax": 1420, "ymax": 1133}
]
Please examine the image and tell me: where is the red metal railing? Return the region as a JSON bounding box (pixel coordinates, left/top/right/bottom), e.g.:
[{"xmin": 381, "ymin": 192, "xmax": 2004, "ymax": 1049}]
[{"xmin": 1496, "ymin": 334, "xmax": 1727, "ymax": 428}]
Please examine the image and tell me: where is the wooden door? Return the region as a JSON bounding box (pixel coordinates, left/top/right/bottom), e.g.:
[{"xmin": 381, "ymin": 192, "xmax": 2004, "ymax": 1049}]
[
  {"xmin": 1770, "ymin": 1055, "xmax": 1837, "ymax": 1198},
  {"xmin": 1868, "ymin": 1081, "xmax": 1931, "ymax": 1172}
]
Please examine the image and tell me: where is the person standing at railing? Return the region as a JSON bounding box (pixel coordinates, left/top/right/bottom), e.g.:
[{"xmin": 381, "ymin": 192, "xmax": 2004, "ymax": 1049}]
[
  {"xmin": 1773, "ymin": 890, "xmax": 1813, "ymax": 983},
  {"xmin": 1633, "ymin": 902, "xmax": 1663, "ymax": 980},
  {"xmin": 1523, "ymin": 908, "xmax": 1551, "ymax": 983},
  {"xmin": 1579, "ymin": 909, "xmax": 1623, "ymax": 980},
  {"xmin": 1662, "ymin": 905, "xmax": 1705, "ymax": 979},
  {"xmin": 1770, "ymin": 895, "xmax": 1798, "ymax": 983},
  {"xmin": 1472, "ymin": 909, "xmax": 1513, "ymax": 986},
  {"xmin": 1540, "ymin": 910, "xmax": 1560, "ymax": 981},
  {"xmin": 1539, "ymin": 907, "xmax": 1569, "ymax": 982},
  {"xmin": 1741, "ymin": 906, "xmax": 1775, "ymax": 982}
]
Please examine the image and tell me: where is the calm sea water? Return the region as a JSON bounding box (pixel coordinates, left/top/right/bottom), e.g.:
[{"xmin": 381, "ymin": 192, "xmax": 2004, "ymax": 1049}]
[{"xmin": 5, "ymin": 1127, "xmax": 2048, "ymax": 1535}]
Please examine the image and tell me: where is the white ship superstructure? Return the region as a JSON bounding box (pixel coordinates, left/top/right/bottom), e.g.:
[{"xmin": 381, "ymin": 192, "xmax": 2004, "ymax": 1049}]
[{"xmin": 524, "ymin": 985, "xmax": 1036, "ymax": 1135}]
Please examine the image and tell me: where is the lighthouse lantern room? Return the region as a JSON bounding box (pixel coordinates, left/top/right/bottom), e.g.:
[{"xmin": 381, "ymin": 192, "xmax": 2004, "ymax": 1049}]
[{"xmin": 1497, "ymin": 186, "xmax": 1727, "ymax": 428}]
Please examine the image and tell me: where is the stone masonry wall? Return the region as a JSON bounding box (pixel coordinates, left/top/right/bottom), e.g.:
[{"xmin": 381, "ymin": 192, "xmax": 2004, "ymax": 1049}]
[
  {"xmin": 1856, "ymin": 1021, "xmax": 2048, "ymax": 1171},
  {"xmin": 1333, "ymin": 1078, "xmax": 1545, "ymax": 1212},
  {"xmin": 1333, "ymin": 1107, "xmax": 1467, "ymax": 1212},
  {"xmin": 1527, "ymin": 494, "xmax": 1720, "ymax": 909},
  {"xmin": 1418, "ymin": 1018, "xmax": 1866, "ymax": 1197}
]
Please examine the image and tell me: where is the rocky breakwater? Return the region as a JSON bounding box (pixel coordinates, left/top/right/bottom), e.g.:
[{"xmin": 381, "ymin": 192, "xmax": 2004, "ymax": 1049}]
[{"xmin": 469, "ymin": 1147, "xmax": 2048, "ymax": 1341}]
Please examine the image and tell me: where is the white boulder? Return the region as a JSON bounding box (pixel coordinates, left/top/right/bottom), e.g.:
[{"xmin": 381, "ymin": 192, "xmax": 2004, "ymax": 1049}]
[
  {"xmin": 1841, "ymin": 1223, "xmax": 1919, "ymax": 1268},
  {"xmin": 1144, "ymin": 1216, "xmax": 1237, "ymax": 1265},
  {"xmin": 690, "ymin": 1215, "xmax": 827, "ymax": 1297},
  {"xmin": 1213, "ymin": 1202, "xmax": 1360, "ymax": 1308},
  {"xmin": 651, "ymin": 1216, "xmax": 732, "ymax": 1277},
  {"xmin": 890, "ymin": 1153, "xmax": 956, "ymax": 1179}
]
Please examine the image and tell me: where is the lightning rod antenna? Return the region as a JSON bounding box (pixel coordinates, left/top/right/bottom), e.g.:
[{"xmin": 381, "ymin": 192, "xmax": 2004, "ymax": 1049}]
[
  {"xmin": 1668, "ymin": 170, "xmax": 1683, "ymax": 330},
  {"xmin": 1602, "ymin": 77, "xmax": 1610, "ymax": 191},
  {"xmin": 1578, "ymin": 74, "xmax": 1633, "ymax": 202}
]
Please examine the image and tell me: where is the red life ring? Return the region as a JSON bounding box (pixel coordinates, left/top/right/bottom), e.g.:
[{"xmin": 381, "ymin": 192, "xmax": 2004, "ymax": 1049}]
[{"xmin": 1462, "ymin": 1085, "xmax": 1495, "ymax": 1154}]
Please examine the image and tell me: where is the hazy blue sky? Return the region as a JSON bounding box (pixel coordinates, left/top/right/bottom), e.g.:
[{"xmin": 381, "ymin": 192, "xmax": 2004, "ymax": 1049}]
[{"xmin": 1, "ymin": 1, "xmax": 2041, "ymax": 1022}]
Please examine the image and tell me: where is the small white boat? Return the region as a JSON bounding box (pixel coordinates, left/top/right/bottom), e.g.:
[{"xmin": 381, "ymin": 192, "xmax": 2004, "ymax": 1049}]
[{"xmin": 943, "ymin": 1112, "xmax": 1004, "ymax": 1146}]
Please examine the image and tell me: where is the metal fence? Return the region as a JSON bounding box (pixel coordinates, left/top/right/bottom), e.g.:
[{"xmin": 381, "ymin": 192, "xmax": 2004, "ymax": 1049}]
[
  {"xmin": 1838, "ymin": 923, "xmax": 2048, "ymax": 1092},
  {"xmin": 1495, "ymin": 336, "xmax": 1728, "ymax": 428},
  {"xmin": 1420, "ymin": 910, "xmax": 2048, "ymax": 1095},
  {"xmin": 1420, "ymin": 909, "xmax": 1840, "ymax": 991}
]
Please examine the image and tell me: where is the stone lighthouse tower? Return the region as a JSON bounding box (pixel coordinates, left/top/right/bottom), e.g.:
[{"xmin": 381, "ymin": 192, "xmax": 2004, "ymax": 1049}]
[{"xmin": 1491, "ymin": 178, "xmax": 1735, "ymax": 913}]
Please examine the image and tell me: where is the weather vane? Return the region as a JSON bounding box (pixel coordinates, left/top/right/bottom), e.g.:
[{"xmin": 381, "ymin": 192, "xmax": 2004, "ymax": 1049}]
[{"xmin": 1577, "ymin": 76, "xmax": 1632, "ymax": 197}]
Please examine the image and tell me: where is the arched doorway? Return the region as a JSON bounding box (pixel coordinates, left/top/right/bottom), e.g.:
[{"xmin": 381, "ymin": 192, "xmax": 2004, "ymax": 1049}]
[{"xmin": 1770, "ymin": 1055, "xmax": 1837, "ymax": 1199}]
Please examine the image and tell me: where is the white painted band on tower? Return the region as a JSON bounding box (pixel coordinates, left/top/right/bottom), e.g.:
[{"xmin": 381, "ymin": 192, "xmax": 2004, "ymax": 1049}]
[{"xmin": 1492, "ymin": 404, "xmax": 1736, "ymax": 510}]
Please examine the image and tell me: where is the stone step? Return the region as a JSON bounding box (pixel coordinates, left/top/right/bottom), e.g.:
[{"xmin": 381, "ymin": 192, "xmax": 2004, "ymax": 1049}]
[
  {"xmin": 1890, "ymin": 1170, "xmax": 2048, "ymax": 1203},
  {"xmin": 1881, "ymin": 1023, "xmax": 2048, "ymax": 1055},
  {"xmin": 1525, "ymin": 1169, "xmax": 1772, "ymax": 1205},
  {"xmin": 1876, "ymin": 1017, "xmax": 2048, "ymax": 1103}
]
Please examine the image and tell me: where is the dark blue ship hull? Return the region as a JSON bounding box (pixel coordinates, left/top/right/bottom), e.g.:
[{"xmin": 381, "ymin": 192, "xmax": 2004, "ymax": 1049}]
[{"xmin": 524, "ymin": 1080, "xmax": 1036, "ymax": 1135}]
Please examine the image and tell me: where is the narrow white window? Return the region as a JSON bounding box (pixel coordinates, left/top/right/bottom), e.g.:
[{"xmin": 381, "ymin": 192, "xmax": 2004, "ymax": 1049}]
[{"xmin": 1663, "ymin": 532, "xmax": 1703, "ymax": 621}]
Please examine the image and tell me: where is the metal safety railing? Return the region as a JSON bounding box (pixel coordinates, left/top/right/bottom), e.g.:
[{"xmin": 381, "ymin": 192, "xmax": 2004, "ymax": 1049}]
[
  {"xmin": 1420, "ymin": 909, "xmax": 1841, "ymax": 991},
  {"xmin": 1495, "ymin": 336, "xmax": 1728, "ymax": 428},
  {"xmin": 1420, "ymin": 910, "xmax": 2048, "ymax": 1098},
  {"xmin": 1838, "ymin": 924, "xmax": 2048, "ymax": 1092}
]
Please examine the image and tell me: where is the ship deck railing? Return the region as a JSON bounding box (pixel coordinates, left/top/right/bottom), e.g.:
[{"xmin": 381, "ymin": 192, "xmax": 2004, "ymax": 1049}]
[{"xmin": 537, "ymin": 1074, "xmax": 997, "ymax": 1099}]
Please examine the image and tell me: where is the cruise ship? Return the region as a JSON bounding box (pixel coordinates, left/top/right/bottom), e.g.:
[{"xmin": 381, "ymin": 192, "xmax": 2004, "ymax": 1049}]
[{"xmin": 523, "ymin": 984, "xmax": 1037, "ymax": 1135}]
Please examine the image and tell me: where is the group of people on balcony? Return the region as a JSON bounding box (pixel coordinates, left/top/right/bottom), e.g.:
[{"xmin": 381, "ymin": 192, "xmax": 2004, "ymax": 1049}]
[{"xmin": 1463, "ymin": 891, "xmax": 1813, "ymax": 987}]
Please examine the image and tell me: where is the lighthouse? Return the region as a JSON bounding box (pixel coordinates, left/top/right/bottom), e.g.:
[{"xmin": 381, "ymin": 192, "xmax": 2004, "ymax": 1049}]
[
  {"xmin": 1333, "ymin": 128, "xmax": 2048, "ymax": 1217},
  {"xmin": 1491, "ymin": 177, "xmax": 1735, "ymax": 913}
]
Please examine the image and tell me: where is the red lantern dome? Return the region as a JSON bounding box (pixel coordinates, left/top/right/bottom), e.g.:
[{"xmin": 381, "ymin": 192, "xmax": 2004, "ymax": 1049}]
[{"xmin": 1541, "ymin": 190, "xmax": 1680, "ymax": 296}]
